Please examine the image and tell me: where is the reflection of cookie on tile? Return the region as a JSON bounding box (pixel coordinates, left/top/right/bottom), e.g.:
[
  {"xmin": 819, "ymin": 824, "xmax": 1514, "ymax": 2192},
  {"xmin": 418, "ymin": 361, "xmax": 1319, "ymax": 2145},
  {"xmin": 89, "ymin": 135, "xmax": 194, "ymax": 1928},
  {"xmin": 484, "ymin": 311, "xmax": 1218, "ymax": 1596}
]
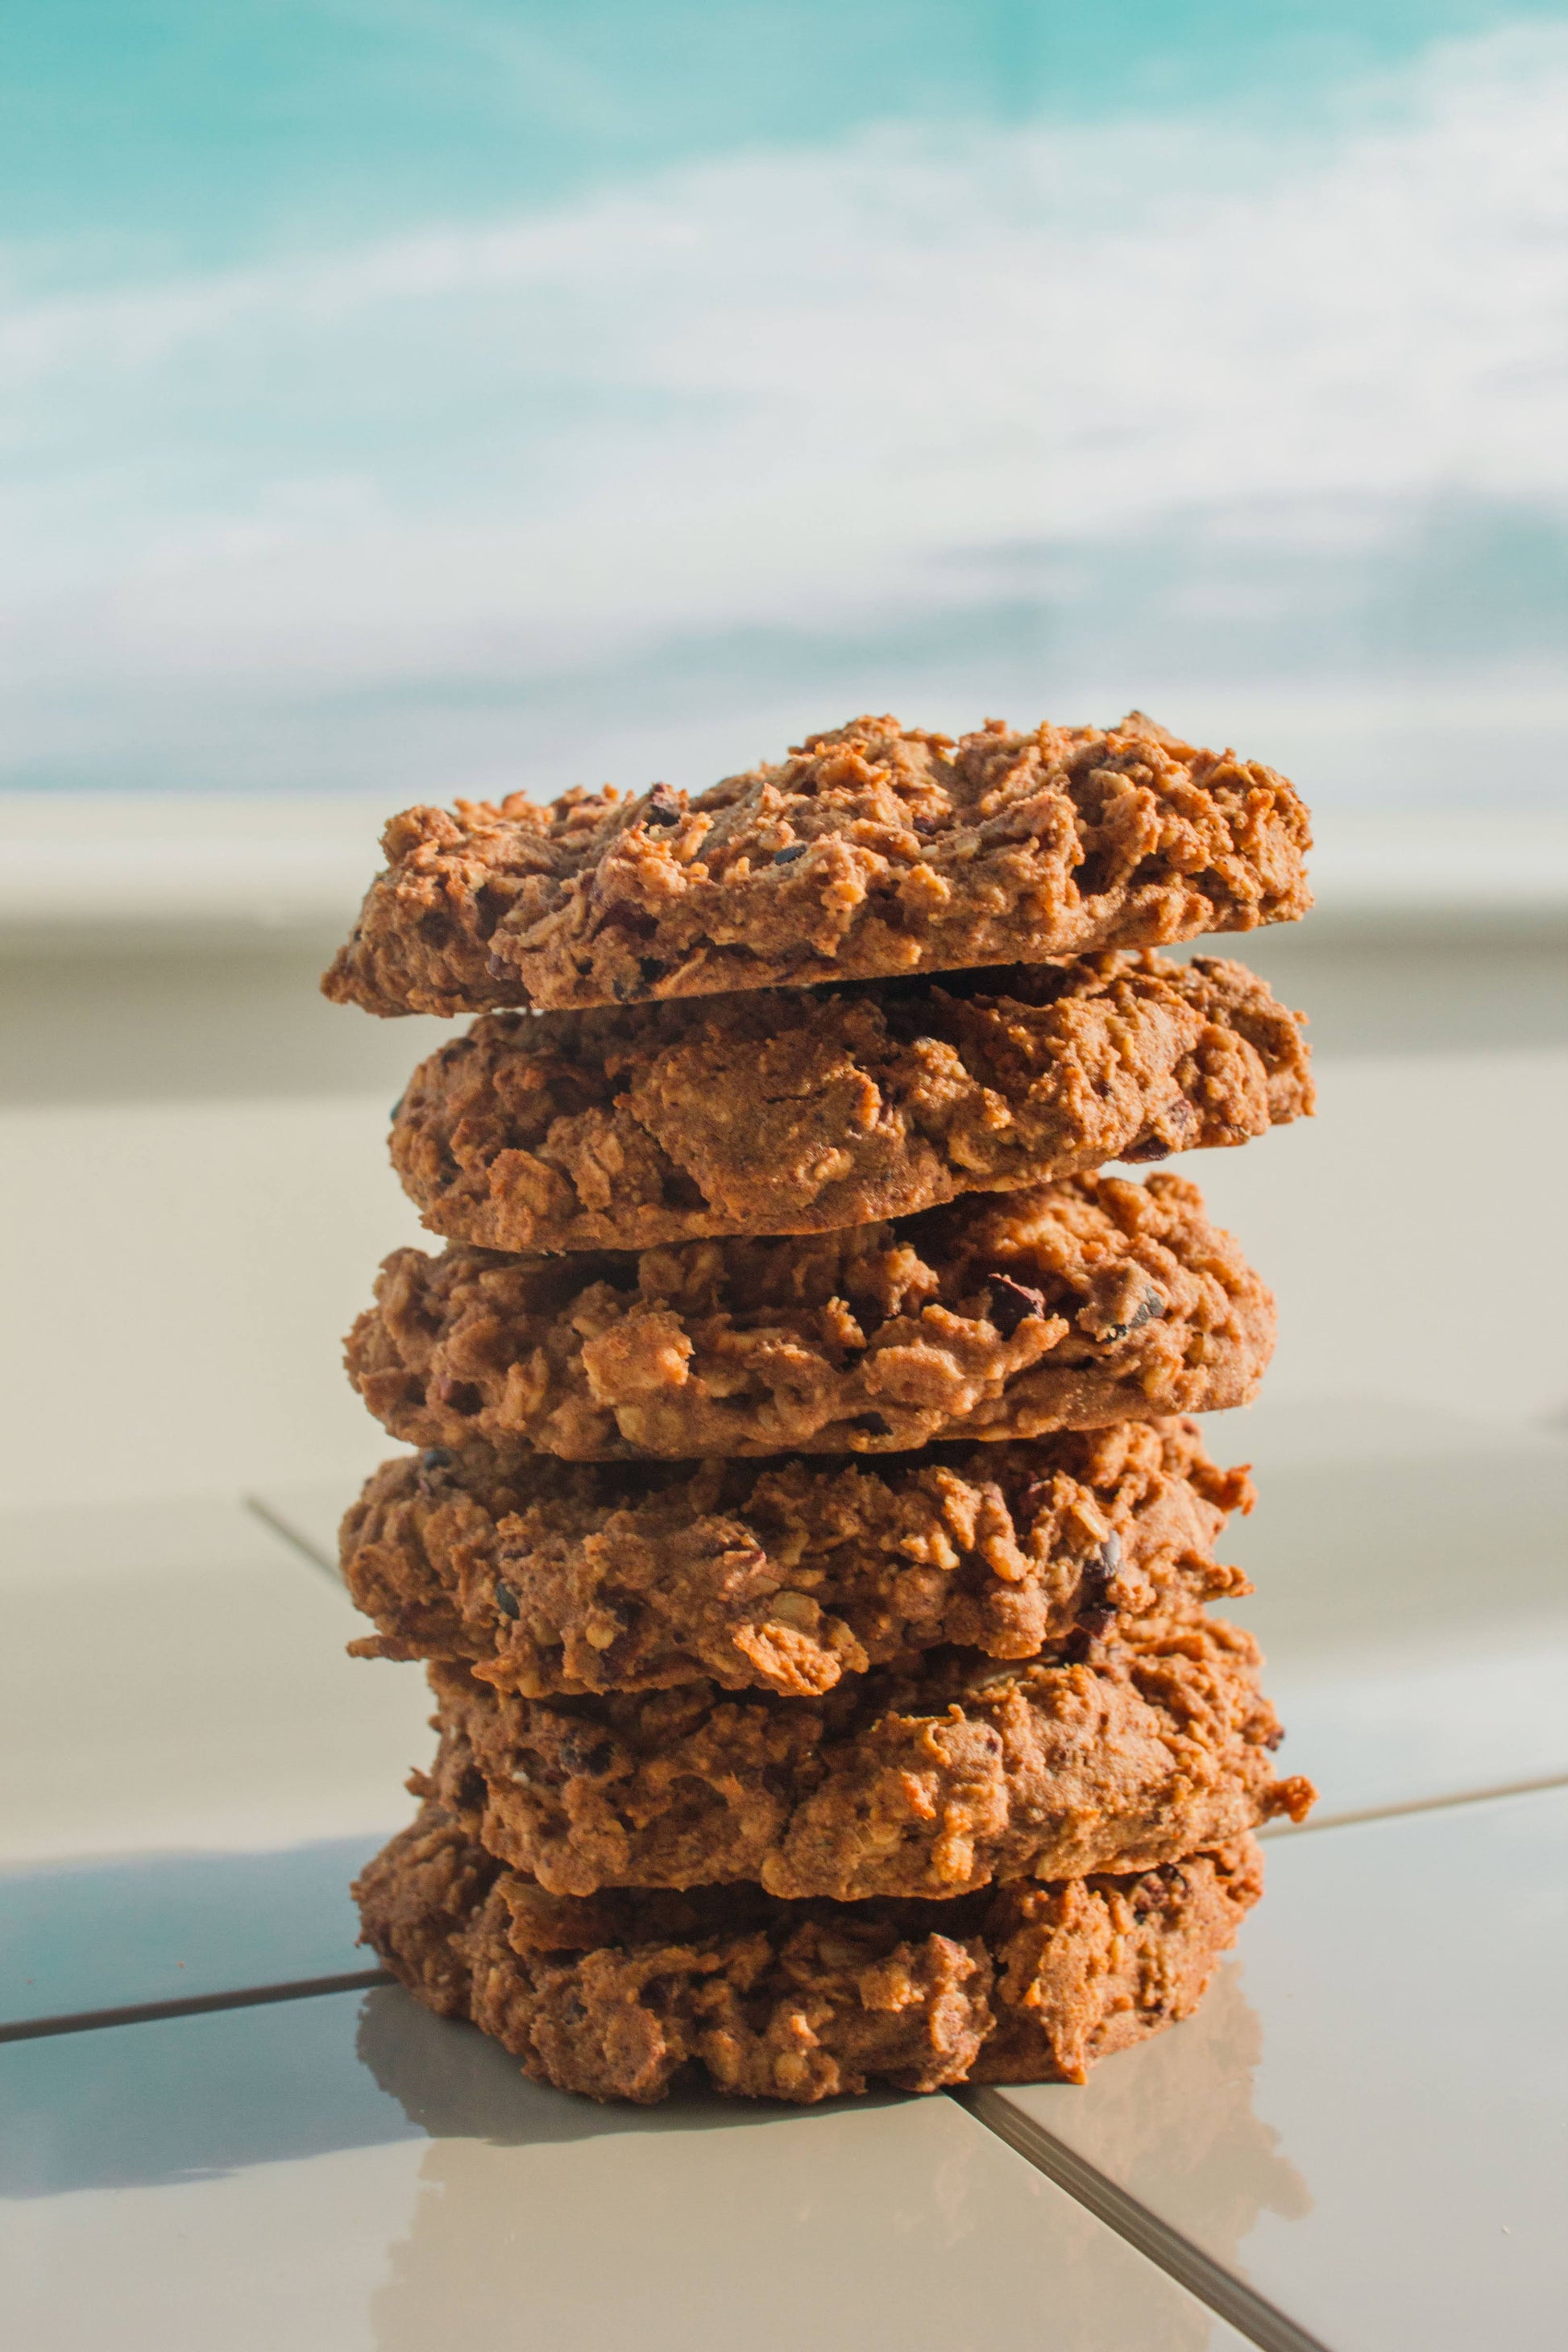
[
  {"xmin": 324, "ymin": 712, "xmax": 1312, "ymax": 1018},
  {"xmin": 1019, "ymin": 1935, "xmax": 1314, "ymax": 2263},
  {"xmin": 391, "ymin": 952, "xmax": 1313, "ymax": 1252},
  {"xmin": 422, "ymin": 1612, "xmax": 1313, "ymax": 1901},
  {"xmin": 344, "ymin": 1420, "xmax": 1254, "ymax": 1698},
  {"xmin": 355, "ymin": 1801, "xmax": 1267, "ymax": 2102},
  {"xmin": 346, "ymin": 1171, "xmax": 1275, "ymax": 1461}
]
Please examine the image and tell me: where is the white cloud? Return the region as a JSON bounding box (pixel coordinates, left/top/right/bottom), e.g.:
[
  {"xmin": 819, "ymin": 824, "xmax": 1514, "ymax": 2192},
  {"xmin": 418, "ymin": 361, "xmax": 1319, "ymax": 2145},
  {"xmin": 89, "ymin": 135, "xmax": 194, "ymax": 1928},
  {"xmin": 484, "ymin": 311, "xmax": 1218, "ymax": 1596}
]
[{"xmin": 0, "ymin": 23, "xmax": 1565, "ymax": 792}]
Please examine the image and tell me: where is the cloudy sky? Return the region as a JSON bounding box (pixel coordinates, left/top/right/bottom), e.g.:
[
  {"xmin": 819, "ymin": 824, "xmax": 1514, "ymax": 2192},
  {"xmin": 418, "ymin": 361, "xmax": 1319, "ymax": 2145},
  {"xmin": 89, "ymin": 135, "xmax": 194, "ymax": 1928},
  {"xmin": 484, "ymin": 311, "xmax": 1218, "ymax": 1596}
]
[{"xmin": 2, "ymin": 2, "xmax": 1565, "ymax": 804}]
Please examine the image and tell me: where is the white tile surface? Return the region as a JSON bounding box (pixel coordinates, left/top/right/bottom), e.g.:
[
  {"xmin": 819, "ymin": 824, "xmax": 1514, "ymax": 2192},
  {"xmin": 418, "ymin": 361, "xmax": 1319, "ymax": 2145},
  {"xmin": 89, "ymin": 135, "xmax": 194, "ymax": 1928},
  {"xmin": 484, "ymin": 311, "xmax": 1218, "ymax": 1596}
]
[
  {"xmin": 0, "ymin": 1092, "xmax": 423, "ymax": 1510},
  {"xmin": 1152, "ymin": 1044, "xmax": 1568, "ymax": 1429},
  {"xmin": 0, "ymin": 1843, "xmax": 385, "ymax": 2031},
  {"xmin": 0, "ymin": 1986, "xmax": 1249, "ymax": 2352},
  {"xmin": 0, "ymin": 1497, "xmax": 433, "ymax": 2022},
  {"xmin": 1207, "ymin": 1402, "xmax": 1568, "ymax": 1822},
  {"xmin": 979, "ymin": 1787, "xmax": 1568, "ymax": 2352},
  {"xmin": 247, "ymin": 1479, "xmax": 359, "ymax": 1575},
  {"xmin": 0, "ymin": 1497, "xmax": 432, "ymax": 1865}
]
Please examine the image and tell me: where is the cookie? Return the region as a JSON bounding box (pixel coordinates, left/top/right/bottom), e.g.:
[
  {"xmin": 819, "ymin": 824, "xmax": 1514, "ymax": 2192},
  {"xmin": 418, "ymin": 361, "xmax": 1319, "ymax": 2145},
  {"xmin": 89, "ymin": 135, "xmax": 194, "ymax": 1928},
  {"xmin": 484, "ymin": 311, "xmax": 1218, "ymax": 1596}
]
[
  {"xmin": 355, "ymin": 1801, "xmax": 1265, "ymax": 2102},
  {"xmin": 343, "ymin": 1419, "xmax": 1254, "ymax": 1699},
  {"xmin": 420, "ymin": 1611, "xmax": 1313, "ymax": 1901},
  {"xmin": 323, "ymin": 712, "xmax": 1311, "ymax": 1018},
  {"xmin": 390, "ymin": 952, "xmax": 1312, "ymax": 1253},
  {"xmin": 346, "ymin": 1171, "xmax": 1274, "ymax": 1461}
]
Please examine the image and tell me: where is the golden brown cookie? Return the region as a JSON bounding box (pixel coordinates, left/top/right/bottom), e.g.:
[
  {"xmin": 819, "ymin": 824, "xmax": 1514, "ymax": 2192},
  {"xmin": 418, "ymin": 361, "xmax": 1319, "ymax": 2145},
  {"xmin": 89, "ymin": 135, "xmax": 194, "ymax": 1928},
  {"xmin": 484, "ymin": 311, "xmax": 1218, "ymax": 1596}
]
[
  {"xmin": 420, "ymin": 1612, "xmax": 1313, "ymax": 1902},
  {"xmin": 343, "ymin": 1420, "xmax": 1254, "ymax": 1699},
  {"xmin": 390, "ymin": 952, "xmax": 1312, "ymax": 1251},
  {"xmin": 346, "ymin": 1172, "xmax": 1275, "ymax": 1461},
  {"xmin": 324, "ymin": 713, "xmax": 1311, "ymax": 1018},
  {"xmin": 355, "ymin": 1800, "xmax": 1266, "ymax": 2102}
]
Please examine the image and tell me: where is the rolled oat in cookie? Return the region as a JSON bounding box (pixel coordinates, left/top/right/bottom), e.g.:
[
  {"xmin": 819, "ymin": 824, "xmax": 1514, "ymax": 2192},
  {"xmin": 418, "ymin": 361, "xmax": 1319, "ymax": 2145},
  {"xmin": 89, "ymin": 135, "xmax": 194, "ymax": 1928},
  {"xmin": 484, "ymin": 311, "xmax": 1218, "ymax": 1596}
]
[
  {"xmin": 342, "ymin": 1420, "xmax": 1254, "ymax": 1698},
  {"xmin": 391, "ymin": 951, "xmax": 1312, "ymax": 1251},
  {"xmin": 355, "ymin": 1799, "xmax": 1267, "ymax": 2102},
  {"xmin": 323, "ymin": 712, "xmax": 1311, "ymax": 1018},
  {"xmin": 345, "ymin": 1170, "xmax": 1275, "ymax": 1461},
  {"xmin": 421, "ymin": 1609, "xmax": 1313, "ymax": 1901}
]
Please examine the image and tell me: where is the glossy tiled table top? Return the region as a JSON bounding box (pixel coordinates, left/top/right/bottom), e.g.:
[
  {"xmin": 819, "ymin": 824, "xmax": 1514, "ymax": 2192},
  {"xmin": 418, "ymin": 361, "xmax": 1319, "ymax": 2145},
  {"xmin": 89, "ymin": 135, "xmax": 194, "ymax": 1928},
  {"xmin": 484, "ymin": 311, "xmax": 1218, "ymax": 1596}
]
[
  {"xmin": 3, "ymin": 931, "xmax": 1566, "ymax": 2342},
  {"xmin": 6, "ymin": 1471, "xmax": 1561, "ymax": 2349},
  {"xmin": 0, "ymin": 1496, "xmax": 430, "ymax": 2025},
  {"xmin": 0, "ymin": 1495, "xmax": 429, "ymax": 1867},
  {"xmin": 0, "ymin": 1842, "xmax": 384, "ymax": 2031},
  {"xmin": 0, "ymin": 1989, "xmax": 1248, "ymax": 2352},
  {"xmin": 1217, "ymin": 1408, "xmax": 1568, "ymax": 1823},
  {"xmin": 979, "ymin": 1787, "xmax": 1568, "ymax": 2352}
]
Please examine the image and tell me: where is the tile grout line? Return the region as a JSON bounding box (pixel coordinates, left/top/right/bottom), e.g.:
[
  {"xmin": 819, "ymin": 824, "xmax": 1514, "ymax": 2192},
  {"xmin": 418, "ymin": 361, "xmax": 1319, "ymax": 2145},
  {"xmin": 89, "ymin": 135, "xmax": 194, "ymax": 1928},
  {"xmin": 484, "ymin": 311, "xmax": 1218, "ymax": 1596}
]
[
  {"xmin": 958, "ymin": 2088, "xmax": 1334, "ymax": 2352},
  {"xmin": 0, "ymin": 1968, "xmax": 392, "ymax": 2045},
  {"xmin": 1258, "ymin": 1769, "xmax": 1568, "ymax": 1839},
  {"xmin": 243, "ymin": 1492, "xmax": 342, "ymax": 1583}
]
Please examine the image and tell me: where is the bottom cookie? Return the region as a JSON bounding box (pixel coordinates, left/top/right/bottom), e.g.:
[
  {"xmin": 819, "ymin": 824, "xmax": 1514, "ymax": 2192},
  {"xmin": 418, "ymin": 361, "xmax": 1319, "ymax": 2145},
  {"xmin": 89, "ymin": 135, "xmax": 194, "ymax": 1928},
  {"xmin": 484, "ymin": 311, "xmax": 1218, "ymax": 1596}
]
[{"xmin": 355, "ymin": 1802, "xmax": 1263, "ymax": 2105}]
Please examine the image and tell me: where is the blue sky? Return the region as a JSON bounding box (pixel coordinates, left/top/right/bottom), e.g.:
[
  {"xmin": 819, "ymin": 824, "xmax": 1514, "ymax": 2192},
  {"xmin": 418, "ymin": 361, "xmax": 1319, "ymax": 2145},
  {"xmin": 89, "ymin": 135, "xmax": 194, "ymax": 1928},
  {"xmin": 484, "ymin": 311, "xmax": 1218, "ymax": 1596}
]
[
  {"xmin": 7, "ymin": 2, "xmax": 1559, "ymax": 268},
  {"xmin": 2, "ymin": 2, "xmax": 1566, "ymax": 803}
]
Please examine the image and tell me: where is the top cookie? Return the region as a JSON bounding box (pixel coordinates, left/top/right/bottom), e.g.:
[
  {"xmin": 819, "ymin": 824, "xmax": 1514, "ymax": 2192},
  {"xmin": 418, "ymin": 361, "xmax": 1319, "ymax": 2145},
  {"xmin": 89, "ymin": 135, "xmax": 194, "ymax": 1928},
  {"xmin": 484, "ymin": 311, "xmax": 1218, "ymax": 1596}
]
[{"xmin": 323, "ymin": 711, "xmax": 1313, "ymax": 1018}]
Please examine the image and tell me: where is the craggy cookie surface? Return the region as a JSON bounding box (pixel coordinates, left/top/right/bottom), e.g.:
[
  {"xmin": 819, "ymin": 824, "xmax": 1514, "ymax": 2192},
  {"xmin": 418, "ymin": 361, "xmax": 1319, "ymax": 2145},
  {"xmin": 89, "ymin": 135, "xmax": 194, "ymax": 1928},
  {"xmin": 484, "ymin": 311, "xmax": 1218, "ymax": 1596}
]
[
  {"xmin": 344, "ymin": 1420, "xmax": 1253, "ymax": 1699},
  {"xmin": 355, "ymin": 1801, "xmax": 1264, "ymax": 2103},
  {"xmin": 346, "ymin": 1171, "xmax": 1274, "ymax": 1460},
  {"xmin": 324, "ymin": 712, "xmax": 1312, "ymax": 1018},
  {"xmin": 423, "ymin": 1611, "xmax": 1313, "ymax": 1901},
  {"xmin": 391, "ymin": 952, "xmax": 1312, "ymax": 1251}
]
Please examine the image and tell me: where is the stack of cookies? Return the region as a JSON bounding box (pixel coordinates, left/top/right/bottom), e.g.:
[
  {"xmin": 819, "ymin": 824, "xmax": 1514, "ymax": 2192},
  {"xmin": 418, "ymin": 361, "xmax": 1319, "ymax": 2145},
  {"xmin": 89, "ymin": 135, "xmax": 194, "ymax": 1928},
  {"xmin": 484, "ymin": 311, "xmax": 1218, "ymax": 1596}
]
[{"xmin": 326, "ymin": 712, "xmax": 1317, "ymax": 2106}]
